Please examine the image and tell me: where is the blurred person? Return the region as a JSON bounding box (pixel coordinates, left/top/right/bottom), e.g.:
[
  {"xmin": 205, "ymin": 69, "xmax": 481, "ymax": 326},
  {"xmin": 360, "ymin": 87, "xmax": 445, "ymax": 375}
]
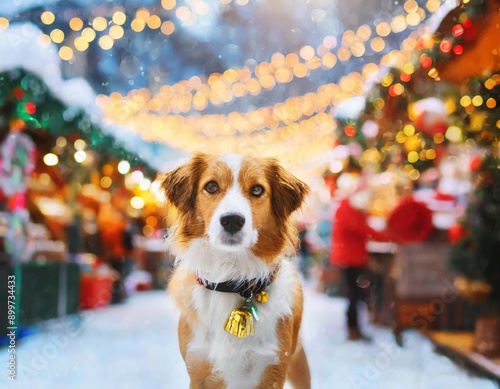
[
  {"xmin": 99, "ymin": 205, "xmax": 128, "ymax": 303},
  {"xmin": 329, "ymin": 181, "xmax": 388, "ymax": 341}
]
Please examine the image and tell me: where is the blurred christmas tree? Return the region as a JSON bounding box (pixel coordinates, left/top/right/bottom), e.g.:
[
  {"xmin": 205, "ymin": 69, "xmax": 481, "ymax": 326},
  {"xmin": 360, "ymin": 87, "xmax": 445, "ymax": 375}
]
[{"xmin": 450, "ymin": 154, "xmax": 500, "ymax": 313}]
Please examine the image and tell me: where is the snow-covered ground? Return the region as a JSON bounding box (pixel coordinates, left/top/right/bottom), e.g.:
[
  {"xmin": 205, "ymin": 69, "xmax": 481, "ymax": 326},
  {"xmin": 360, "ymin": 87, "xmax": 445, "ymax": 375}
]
[{"xmin": 1, "ymin": 286, "xmax": 498, "ymax": 389}]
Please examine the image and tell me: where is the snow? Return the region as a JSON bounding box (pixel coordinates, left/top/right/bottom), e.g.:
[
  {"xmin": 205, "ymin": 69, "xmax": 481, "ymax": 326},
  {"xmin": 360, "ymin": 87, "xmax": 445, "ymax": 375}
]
[{"xmin": 1, "ymin": 286, "xmax": 497, "ymax": 389}]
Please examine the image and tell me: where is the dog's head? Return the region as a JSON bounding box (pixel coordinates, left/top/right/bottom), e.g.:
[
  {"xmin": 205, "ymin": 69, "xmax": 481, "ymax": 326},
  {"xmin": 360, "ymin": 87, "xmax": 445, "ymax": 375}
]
[{"xmin": 161, "ymin": 153, "xmax": 309, "ymax": 265}]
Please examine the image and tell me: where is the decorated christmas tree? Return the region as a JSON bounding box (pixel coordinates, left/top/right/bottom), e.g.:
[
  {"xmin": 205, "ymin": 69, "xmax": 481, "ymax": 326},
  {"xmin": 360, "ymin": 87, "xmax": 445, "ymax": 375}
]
[{"xmin": 450, "ymin": 154, "xmax": 500, "ymax": 313}]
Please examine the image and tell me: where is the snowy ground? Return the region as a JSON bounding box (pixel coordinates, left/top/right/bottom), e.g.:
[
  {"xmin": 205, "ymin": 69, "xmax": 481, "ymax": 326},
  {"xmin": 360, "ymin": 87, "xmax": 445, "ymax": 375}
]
[{"xmin": 1, "ymin": 286, "xmax": 498, "ymax": 389}]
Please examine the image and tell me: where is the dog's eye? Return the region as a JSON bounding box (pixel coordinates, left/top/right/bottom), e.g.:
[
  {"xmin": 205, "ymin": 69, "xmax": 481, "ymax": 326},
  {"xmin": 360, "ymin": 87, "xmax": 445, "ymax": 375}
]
[
  {"xmin": 251, "ymin": 185, "xmax": 264, "ymax": 197},
  {"xmin": 204, "ymin": 181, "xmax": 219, "ymax": 194}
]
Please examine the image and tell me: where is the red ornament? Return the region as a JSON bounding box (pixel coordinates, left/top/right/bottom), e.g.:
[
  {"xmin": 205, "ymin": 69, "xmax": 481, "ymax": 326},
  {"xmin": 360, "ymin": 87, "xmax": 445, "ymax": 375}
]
[
  {"xmin": 13, "ymin": 87, "xmax": 24, "ymax": 100},
  {"xmin": 469, "ymin": 156, "xmax": 483, "ymax": 172},
  {"xmin": 452, "ymin": 24, "xmax": 464, "ymax": 37},
  {"xmin": 440, "ymin": 39, "xmax": 452, "ymax": 53},
  {"xmin": 344, "ymin": 124, "xmax": 356, "ymax": 137},
  {"xmin": 400, "ymin": 72, "xmax": 411, "ymax": 82},
  {"xmin": 448, "ymin": 223, "xmax": 468, "ymax": 244},
  {"xmin": 25, "ymin": 102, "xmax": 36, "ymax": 115},
  {"xmin": 323, "ymin": 174, "xmax": 337, "ymax": 197},
  {"xmin": 421, "ymin": 56, "xmax": 432, "ymax": 68},
  {"xmin": 452, "ymin": 45, "xmax": 463, "ymax": 55},
  {"xmin": 413, "ymin": 97, "xmax": 448, "ymax": 135}
]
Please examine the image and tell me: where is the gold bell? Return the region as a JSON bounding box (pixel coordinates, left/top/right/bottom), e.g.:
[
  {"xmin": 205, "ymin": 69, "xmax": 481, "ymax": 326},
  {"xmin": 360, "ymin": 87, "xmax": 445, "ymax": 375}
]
[
  {"xmin": 255, "ymin": 291, "xmax": 269, "ymax": 303},
  {"xmin": 224, "ymin": 308, "xmax": 254, "ymax": 338}
]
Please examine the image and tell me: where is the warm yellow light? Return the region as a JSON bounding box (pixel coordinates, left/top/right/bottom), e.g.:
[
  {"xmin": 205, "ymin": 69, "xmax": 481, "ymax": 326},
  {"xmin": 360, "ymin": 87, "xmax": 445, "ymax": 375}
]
[
  {"xmin": 433, "ymin": 133, "xmax": 445, "ymax": 144},
  {"xmin": 100, "ymin": 176, "xmax": 112, "ymax": 189},
  {"xmin": 381, "ymin": 73, "xmax": 394, "ymax": 87},
  {"xmin": 486, "ymin": 98, "xmax": 497, "ymax": 109},
  {"xmin": 426, "ymin": 0, "xmax": 441, "ymax": 12},
  {"xmin": 147, "ymin": 15, "xmax": 162, "ymax": 29},
  {"xmin": 375, "ymin": 22, "xmax": 391, "ymax": 37},
  {"xmin": 113, "ymin": 11, "xmax": 127, "ymax": 25},
  {"xmin": 118, "ymin": 160, "xmax": 131, "ymax": 174},
  {"xmin": 403, "ymin": 124, "xmax": 415, "ymax": 136},
  {"xmin": 43, "ymin": 153, "xmax": 58, "ymax": 166},
  {"xmin": 74, "ymin": 139, "xmax": 86, "ymax": 150},
  {"xmin": 337, "ymin": 47, "xmax": 351, "ymax": 62},
  {"xmin": 139, "ymin": 178, "xmax": 152, "ymax": 191},
  {"xmin": 131, "ymin": 19, "xmax": 146, "ymax": 32},
  {"xmin": 136, "ymin": 8, "xmax": 151, "ymax": 21},
  {"xmin": 99, "ymin": 35, "xmax": 114, "ymax": 50},
  {"xmin": 404, "ymin": 0, "xmax": 419, "ymax": 13},
  {"xmin": 69, "ymin": 17, "xmax": 84, "ymax": 31},
  {"xmin": 426, "ymin": 149, "xmax": 436, "ymax": 160},
  {"xmin": 50, "ymin": 29, "xmax": 65, "ymax": 44},
  {"xmin": 321, "ymin": 53, "xmax": 337, "ymax": 69},
  {"xmin": 92, "ymin": 16, "xmax": 108, "ymax": 32},
  {"xmin": 299, "ymin": 45, "xmax": 315, "ymax": 60},
  {"xmin": 41, "ymin": 11, "xmax": 55, "ymax": 25},
  {"xmin": 406, "ymin": 12, "xmax": 421, "ymax": 26},
  {"xmin": 409, "ymin": 169, "xmax": 420, "ymax": 181},
  {"xmin": 131, "ymin": 196, "xmax": 145, "ymax": 209},
  {"xmin": 472, "ymin": 95, "xmax": 483, "ymax": 107},
  {"xmin": 371, "ymin": 37, "xmax": 385, "ymax": 52},
  {"xmin": 74, "ymin": 37, "xmax": 89, "ymax": 51},
  {"xmin": 162, "ymin": 0, "xmax": 177, "ymax": 10},
  {"xmin": 460, "ymin": 96, "xmax": 472, "ymax": 107},
  {"xmin": 445, "ymin": 126, "xmax": 462, "ymax": 143},
  {"xmin": 56, "ymin": 137, "xmax": 67, "ymax": 147},
  {"xmin": 0, "ymin": 17, "xmax": 9, "ymax": 30},
  {"xmin": 373, "ymin": 98, "xmax": 385, "ymax": 110},
  {"xmin": 74, "ymin": 150, "xmax": 87, "ymax": 163},
  {"xmin": 59, "ymin": 46, "xmax": 74, "ymax": 61},
  {"xmin": 82, "ymin": 28, "xmax": 97, "ymax": 42},
  {"xmin": 161, "ymin": 21, "xmax": 176, "ymax": 35},
  {"xmin": 109, "ymin": 25, "xmax": 124, "ymax": 39}
]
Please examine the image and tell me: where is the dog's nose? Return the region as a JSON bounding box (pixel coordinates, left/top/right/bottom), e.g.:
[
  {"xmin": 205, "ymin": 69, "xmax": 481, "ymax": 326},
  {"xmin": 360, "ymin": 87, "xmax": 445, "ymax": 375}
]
[{"xmin": 220, "ymin": 213, "xmax": 245, "ymax": 234}]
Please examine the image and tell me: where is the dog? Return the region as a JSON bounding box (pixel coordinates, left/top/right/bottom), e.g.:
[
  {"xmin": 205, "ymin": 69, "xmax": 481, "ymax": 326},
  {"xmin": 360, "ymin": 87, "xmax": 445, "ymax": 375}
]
[{"xmin": 161, "ymin": 152, "xmax": 311, "ymax": 389}]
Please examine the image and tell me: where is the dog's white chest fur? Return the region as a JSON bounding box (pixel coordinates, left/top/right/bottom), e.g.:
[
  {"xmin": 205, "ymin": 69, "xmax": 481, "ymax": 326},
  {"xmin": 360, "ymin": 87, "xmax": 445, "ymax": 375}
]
[{"xmin": 185, "ymin": 259, "xmax": 296, "ymax": 389}]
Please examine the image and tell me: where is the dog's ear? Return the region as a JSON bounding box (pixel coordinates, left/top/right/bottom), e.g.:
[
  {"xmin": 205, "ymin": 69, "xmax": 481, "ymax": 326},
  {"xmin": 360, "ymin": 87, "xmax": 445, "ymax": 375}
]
[
  {"xmin": 161, "ymin": 153, "xmax": 208, "ymax": 213},
  {"xmin": 265, "ymin": 159, "xmax": 309, "ymax": 221}
]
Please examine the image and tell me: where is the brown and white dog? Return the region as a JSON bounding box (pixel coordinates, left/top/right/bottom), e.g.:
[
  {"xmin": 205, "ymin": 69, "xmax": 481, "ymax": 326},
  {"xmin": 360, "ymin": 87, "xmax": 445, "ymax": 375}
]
[{"xmin": 161, "ymin": 152, "xmax": 311, "ymax": 389}]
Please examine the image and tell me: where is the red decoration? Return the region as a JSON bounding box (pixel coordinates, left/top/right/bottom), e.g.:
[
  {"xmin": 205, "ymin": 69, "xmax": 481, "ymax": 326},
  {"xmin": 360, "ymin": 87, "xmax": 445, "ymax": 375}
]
[
  {"xmin": 12, "ymin": 87, "xmax": 24, "ymax": 100},
  {"xmin": 469, "ymin": 155, "xmax": 483, "ymax": 172},
  {"xmin": 400, "ymin": 72, "xmax": 411, "ymax": 82},
  {"xmin": 323, "ymin": 174, "xmax": 337, "ymax": 197},
  {"xmin": 344, "ymin": 124, "xmax": 356, "ymax": 137},
  {"xmin": 421, "ymin": 56, "xmax": 432, "ymax": 68},
  {"xmin": 452, "ymin": 45, "xmax": 464, "ymax": 55},
  {"xmin": 440, "ymin": 39, "xmax": 452, "ymax": 53},
  {"xmin": 448, "ymin": 223, "xmax": 468, "ymax": 244},
  {"xmin": 25, "ymin": 102, "xmax": 36, "ymax": 115},
  {"xmin": 413, "ymin": 97, "xmax": 448, "ymax": 135},
  {"xmin": 452, "ymin": 24, "xmax": 464, "ymax": 37},
  {"xmin": 386, "ymin": 197, "xmax": 433, "ymax": 243}
]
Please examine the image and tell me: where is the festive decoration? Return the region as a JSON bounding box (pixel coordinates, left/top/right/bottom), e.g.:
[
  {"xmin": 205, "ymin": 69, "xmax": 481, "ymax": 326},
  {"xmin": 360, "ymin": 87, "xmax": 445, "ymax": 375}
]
[
  {"xmin": 224, "ymin": 298, "xmax": 259, "ymax": 339},
  {"xmin": 0, "ymin": 68, "xmax": 156, "ymax": 177},
  {"xmin": 412, "ymin": 97, "xmax": 448, "ymax": 135},
  {"xmin": 0, "ymin": 129, "xmax": 36, "ymax": 196},
  {"xmin": 386, "ymin": 197, "xmax": 433, "ymax": 243},
  {"xmin": 449, "ymin": 154, "xmax": 500, "ymax": 313},
  {"xmin": 448, "ymin": 223, "xmax": 468, "ymax": 244}
]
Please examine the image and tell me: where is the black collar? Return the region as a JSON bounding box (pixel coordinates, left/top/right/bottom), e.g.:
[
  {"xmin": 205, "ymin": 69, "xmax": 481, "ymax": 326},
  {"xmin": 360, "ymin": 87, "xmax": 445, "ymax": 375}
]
[{"xmin": 196, "ymin": 267, "xmax": 279, "ymax": 299}]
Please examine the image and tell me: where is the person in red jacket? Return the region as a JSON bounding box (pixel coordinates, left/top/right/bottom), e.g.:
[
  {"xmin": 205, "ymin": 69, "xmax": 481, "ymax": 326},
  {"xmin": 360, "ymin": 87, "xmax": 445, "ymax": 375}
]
[{"xmin": 330, "ymin": 192, "xmax": 387, "ymax": 341}]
